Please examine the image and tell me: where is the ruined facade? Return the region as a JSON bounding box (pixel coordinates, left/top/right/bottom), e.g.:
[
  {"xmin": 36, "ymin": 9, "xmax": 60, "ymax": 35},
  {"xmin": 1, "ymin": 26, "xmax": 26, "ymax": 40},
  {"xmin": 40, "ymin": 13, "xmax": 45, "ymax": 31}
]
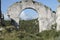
[
  {"xmin": 56, "ymin": 5, "xmax": 60, "ymax": 31},
  {"xmin": 7, "ymin": 0, "xmax": 59, "ymax": 32}
]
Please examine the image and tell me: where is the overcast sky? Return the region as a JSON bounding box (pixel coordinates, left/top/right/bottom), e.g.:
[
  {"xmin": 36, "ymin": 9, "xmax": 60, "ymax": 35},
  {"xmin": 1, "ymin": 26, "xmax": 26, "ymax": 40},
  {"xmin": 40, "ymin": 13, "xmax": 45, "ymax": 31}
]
[{"xmin": 1, "ymin": 0, "xmax": 59, "ymax": 20}]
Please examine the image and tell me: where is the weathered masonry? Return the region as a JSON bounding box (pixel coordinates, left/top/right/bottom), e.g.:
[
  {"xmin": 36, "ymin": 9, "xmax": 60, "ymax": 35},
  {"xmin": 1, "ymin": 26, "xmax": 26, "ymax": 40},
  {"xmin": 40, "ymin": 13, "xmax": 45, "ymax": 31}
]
[
  {"xmin": 56, "ymin": 5, "xmax": 60, "ymax": 31},
  {"xmin": 7, "ymin": 0, "xmax": 58, "ymax": 32}
]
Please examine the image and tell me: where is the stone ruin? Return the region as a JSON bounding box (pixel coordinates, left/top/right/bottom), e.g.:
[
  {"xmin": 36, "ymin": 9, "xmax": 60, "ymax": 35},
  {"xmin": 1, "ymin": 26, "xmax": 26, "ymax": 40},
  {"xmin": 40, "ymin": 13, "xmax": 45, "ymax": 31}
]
[
  {"xmin": 7, "ymin": 0, "xmax": 60, "ymax": 32},
  {"xmin": 56, "ymin": 5, "xmax": 60, "ymax": 31}
]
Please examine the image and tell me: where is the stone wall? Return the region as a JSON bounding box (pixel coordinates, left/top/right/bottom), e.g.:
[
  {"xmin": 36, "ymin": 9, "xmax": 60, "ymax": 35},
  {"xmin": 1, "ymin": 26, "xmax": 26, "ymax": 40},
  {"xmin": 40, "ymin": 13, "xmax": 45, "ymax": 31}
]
[
  {"xmin": 56, "ymin": 5, "xmax": 60, "ymax": 31},
  {"xmin": 7, "ymin": 0, "xmax": 58, "ymax": 32}
]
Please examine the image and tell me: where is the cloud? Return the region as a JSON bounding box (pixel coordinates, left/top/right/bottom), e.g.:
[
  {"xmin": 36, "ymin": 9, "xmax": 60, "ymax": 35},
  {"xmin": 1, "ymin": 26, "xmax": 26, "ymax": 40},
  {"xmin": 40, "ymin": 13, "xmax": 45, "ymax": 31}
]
[
  {"xmin": 20, "ymin": 11, "xmax": 31, "ymax": 20},
  {"xmin": 20, "ymin": 11, "xmax": 38, "ymax": 20}
]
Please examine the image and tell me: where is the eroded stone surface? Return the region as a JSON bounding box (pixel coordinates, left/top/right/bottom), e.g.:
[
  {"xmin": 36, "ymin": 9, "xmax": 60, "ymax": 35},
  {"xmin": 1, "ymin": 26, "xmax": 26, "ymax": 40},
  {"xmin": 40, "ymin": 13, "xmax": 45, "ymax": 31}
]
[
  {"xmin": 7, "ymin": 0, "xmax": 56, "ymax": 32},
  {"xmin": 56, "ymin": 5, "xmax": 60, "ymax": 31}
]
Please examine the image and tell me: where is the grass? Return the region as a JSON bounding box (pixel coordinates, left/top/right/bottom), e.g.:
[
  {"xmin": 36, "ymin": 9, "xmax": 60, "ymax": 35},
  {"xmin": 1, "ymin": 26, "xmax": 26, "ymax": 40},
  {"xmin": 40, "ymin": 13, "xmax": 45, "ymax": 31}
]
[
  {"xmin": 0, "ymin": 19, "xmax": 59, "ymax": 40},
  {"xmin": 0, "ymin": 27, "xmax": 60, "ymax": 40}
]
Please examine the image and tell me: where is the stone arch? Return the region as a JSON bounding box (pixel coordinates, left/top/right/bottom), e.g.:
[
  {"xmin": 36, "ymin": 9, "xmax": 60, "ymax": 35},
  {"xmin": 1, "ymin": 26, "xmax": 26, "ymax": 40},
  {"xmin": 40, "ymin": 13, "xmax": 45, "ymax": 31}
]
[
  {"xmin": 19, "ymin": 7, "xmax": 38, "ymax": 17},
  {"xmin": 7, "ymin": 0, "xmax": 52, "ymax": 32}
]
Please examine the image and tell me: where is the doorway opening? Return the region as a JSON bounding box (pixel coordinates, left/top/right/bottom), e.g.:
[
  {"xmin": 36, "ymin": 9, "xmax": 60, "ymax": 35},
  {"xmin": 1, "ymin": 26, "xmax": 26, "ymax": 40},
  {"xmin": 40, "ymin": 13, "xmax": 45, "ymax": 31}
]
[{"xmin": 19, "ymin": 9, "xmax": 39, "ymax": 34}]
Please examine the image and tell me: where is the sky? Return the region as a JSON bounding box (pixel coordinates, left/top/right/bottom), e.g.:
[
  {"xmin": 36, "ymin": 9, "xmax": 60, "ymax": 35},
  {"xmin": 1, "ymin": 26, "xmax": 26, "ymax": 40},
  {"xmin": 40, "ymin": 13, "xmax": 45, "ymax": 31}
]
[
  {"xmin": 1, "ymin": 0, "xmax": 59, "ymax": 20},
  {"xmin": 20, "ymin": 9, "xmax": 38, "ymax": 20}
]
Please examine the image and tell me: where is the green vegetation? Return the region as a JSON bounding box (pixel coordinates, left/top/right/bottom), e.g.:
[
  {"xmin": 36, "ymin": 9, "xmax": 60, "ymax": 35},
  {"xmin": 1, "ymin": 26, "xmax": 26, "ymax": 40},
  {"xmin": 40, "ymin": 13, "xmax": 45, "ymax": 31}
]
[
  {"xmin": 20, "ymin": 19, "xmax": 39, "ymax": 34},
  {"xmin": 0, "ymin": 19, "xmax": 60, "ymax": 40},
  {"xmin": 36, "ymin": 30, "xmax": 60, "ymax": 40},
  {"xmin": 58, "ymin": 0, "xmax": 60, "ymax": 2},
  {"xmin": 4, "ymin": 20, "xmax": 11, "ymax": 26},
  {"xmin": 0, "ymin": 29, "xmax": 60, "ymax": 40}
]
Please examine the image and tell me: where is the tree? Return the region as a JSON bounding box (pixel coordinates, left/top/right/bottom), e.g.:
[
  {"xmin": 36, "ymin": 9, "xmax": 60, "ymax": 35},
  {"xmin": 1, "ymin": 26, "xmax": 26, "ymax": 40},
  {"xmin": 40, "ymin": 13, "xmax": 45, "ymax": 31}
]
[{"xmin": 58, "ymin": 0, "xmax": 60, "ymax": 2}]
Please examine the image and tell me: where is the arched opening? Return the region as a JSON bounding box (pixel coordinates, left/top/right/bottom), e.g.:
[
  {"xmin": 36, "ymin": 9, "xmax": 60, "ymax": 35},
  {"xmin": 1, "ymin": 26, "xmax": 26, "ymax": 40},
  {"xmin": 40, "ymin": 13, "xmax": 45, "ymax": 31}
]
[{"xmin": 19, "ymin": 9, "xmax": 39, "ymax": 34}]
